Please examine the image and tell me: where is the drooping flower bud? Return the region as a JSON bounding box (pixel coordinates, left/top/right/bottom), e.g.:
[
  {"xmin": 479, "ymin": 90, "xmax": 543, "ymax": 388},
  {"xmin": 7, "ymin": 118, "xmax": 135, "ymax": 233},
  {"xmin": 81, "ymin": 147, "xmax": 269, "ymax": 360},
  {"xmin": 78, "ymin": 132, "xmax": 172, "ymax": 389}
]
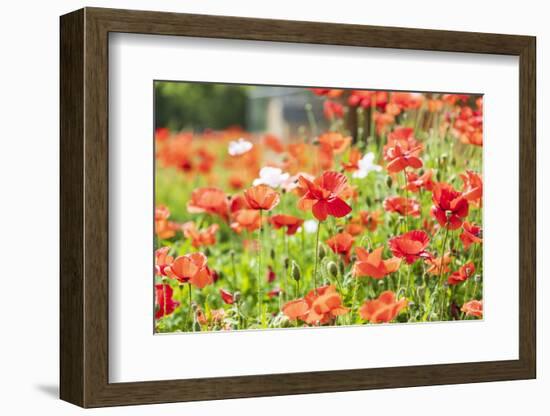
[
  {"xmin": 266, "ymin": 266, "xmax": 276, "ymax": 283},
  {"xmin": 318, "ymin": 243, "xmax": 327, "ymax": 260},
  {"xmin": 284, "ymin": 257, "xmax": 290, "ymax": 270},
  {"xmin": 291, "ymin": 261, "xmax": 301, "ymax": 281},
  {"xmin": 327, "ymin": 261, "xmax": 338, "ymax": 278}
]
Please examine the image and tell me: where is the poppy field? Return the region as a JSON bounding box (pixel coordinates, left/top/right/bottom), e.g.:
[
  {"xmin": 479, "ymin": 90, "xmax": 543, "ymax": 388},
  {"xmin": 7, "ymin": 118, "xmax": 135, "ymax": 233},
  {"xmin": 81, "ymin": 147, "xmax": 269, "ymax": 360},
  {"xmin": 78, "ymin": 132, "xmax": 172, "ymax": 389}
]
[{"xmin": 154, "ymin": 83, "xmax": 483, "ymax": 333}]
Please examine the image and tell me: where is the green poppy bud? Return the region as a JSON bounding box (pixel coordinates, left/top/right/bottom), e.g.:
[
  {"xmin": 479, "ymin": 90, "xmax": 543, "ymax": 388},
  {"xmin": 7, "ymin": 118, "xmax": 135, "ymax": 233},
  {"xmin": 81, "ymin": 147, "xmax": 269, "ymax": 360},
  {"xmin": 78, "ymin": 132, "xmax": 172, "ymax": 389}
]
[
  {"xmin": 291, "ymin": 261, "xmax": 301, "ymax": 281},
  {"xmin": 327, "ymin": 261, "xmax": 338, "ymax": 278},
  {"xmin": 339, "ymin": 259, "xmax": 345, "ymax": 275},
  {"xmin": 318, "ymin": 243, "xmax": 327, "ymax": 260},
  {"xmin": 386, "ymin": 175, "xmax": 393, "ymax": 188}
]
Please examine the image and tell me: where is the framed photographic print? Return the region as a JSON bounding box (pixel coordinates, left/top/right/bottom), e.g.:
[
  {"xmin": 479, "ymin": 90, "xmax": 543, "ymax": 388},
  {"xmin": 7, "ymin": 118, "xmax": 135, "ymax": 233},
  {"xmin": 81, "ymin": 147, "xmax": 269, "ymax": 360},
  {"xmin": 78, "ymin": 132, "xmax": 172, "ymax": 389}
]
[{"xmin": 60, "ymin": 7, "xmax": 536, "ymax": 408}]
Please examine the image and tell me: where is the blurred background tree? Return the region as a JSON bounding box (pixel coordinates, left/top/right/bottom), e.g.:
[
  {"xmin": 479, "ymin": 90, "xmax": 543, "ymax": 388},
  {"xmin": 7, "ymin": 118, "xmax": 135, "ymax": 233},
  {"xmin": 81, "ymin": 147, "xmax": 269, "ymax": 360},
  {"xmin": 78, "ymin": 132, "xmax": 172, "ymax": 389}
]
[
  {"xmin": 155, "ymin": 81, "xmax": 325, "ymax": 137},
  {"xmin": 154, "ymin": 81, "xmax": 250, "ymax": 131}
]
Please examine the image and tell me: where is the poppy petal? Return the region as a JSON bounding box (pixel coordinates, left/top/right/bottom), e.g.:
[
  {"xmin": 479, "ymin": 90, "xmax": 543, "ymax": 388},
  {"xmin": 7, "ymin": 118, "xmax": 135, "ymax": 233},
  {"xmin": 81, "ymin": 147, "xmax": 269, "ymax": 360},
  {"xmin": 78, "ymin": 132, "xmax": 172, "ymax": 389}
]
[{"xmin": 326, "ymin": 197, "xmax": 352, "ymax": 218}]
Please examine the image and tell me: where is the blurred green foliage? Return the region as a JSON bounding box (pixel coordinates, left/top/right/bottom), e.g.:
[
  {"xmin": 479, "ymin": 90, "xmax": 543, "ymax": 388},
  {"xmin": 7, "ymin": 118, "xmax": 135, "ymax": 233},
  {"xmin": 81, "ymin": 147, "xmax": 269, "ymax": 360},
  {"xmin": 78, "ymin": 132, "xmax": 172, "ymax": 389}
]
[{"xmin": 154, "ymin": 81, "xmax": 249, "ymax": 131}]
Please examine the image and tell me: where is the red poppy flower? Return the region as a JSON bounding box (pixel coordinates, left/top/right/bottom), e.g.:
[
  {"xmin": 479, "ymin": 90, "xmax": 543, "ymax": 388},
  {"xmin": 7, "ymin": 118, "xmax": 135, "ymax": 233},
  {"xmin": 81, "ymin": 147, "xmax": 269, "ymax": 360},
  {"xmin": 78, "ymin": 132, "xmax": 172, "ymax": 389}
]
[
  {"xmin": 448, "ymin": 262, "xmax": 475, "ymax": 285},
  {"xmin": 383, "ymin": 127, "xmax": 423, "ymax": 173},
  {"xmin": 443, "ymin": 94, "xmax": 470, "ymax": 105},
  {"xmin": 359, "ymin": 291, "xmax": 407, "ymax": 323},
  {"xmin": 461, "ymin": 300, "xmax": 483, "ymax": 318},
  {"xmin": 390, "ymin": 92, "xmax": 424, "ymax": 111},
  {"xmin": 182, "ymin": 222, "xmax": 219, "ymax": 248},
  {"xmin": 155, "ymin": 247, "xmax": 174, "ymax": 276},
  {"xmin": 339, "ymin": 183, "xmax": 359, "ymax": 202},
  {"xmin": 431, "ymin": 182, "xmax": 469, "ymax": 230},
  {"xmin": 282, "ymin": 285, "xmax": 348, "ymax": 325},
  {"xmin": 353, "ymin": 246, "xmax": 401, "ymax": 279},
  {"xmin": 318, "ymin": 132, "xmax": 352, "ymax": 170},
  {"xmin": 310, "ymin": 88, "xmax": 344, "ymax": 98},
  {"xmin": 228, "ymin": 173, "xmax": 246, "ymax": 190},
  {"xmin": 230, "ymin": 209, "xmax": 262, "ymax": 233},
  {"xmin": 326, "ymin": 232, "xmax": 355, "ymax": 264},
  {"xmin": 388, "ymin": 230, "xmax": 431, "ymax": 264},
  {"xmin": 348, "ymin": 90, "xmax": 388, "ymax": 108},
  {"xmin": 267, "ymin": 288, "xmax": 282, "ymax": 298},
  {"xmin": 155, "ymin": 283, "xmax": 180, "ymax": 320},
  {"xmin": 244, "ymin": 184, "xmax": 280, "ymax": 211},
  {"xmin": 323, "ymin": 100, "xmax": 344, "ymax": 119},
  {"xmin": 155, "ymin": 205, "xmax": 180, "ymax": 239},
  {"xmin": 373, "ymin": 112, "xmax": 395, "ymax": 135},
  {"xmin": 187, "ymin": 187, "xmax": 229, "ymax": 220},
  {"xmin": 460, "ymin": 170, "xmax": 483, "ymax": 207},
  {"xmin": 263, "ymin": 134, "xmax": 285, "ymax": 153},
  {"xmin": 345, "ymin": 217, "xmax": 364, "ymax": 236},
  {"xmin": 155, "ymin": 127, "xmax": 170, "ymax": 142},
  {"xmin": 220, "ymin": 288, "xmax": 235, "ymax": 305},
  {"xmin": 341, "ymin": 148, "xmax": 362, "ymax": 172},
  {"xmin": 383, "ymin": 196, "xmax": 421, "ymax": 217},
  {"xmin": 269, "ymin": 214, "xmax": 304, "ymax": 235},
  {"xmin": 229, "ymin": 194, "xmax": 250, "ymax": 213},
  {"xmin": 384, "ymin": 144, "xmax": 423, "ymax": 173},
  {"xmin": 318, "ymin": 132, "xmax": 352, "ymax": 155},
  {"xmin": 460, "ymin": 221, "xmax": 482, "ymax": 249},
  {"xmin": 287, "ymin": 142, "xmax": 310, "ymax": 170},
  {"xmin": 156, "ymin": 133, "xmax": 194, "ymax": 172},
  {"xmin": 425, "ymin": 252, "xmax": 452, "ymax": 275},
  {"xmin": 266, "ymin": 266, "xmax": 276, "ymax": 283},
  {"xmin": 165, "ymin": 252, "xmax": 214, "ymax": 289},
  {"xmin": 297, "ymin": 171, "xmax": 352, "ymax": 221},
  {"xmin": 282, "ymin": 299, "xmax": 310, "ymax": 321},
  {"xmin": 196, "ymin": 147, "xmax": 216, "ymax": 174},
  {"xmin": 403, "ymin": 169, "xmax": 434, "ymax": 193},
  {"xmin": 195, "ymin": 306, "xmax": 208, "ymax": 326},
  {"xmin": 453, "ymin": 105, "xmax": 483, "ymax": 146},
  {"xmin": 359, "ymin": 210, "xmax": 383, "ymax": 232}
]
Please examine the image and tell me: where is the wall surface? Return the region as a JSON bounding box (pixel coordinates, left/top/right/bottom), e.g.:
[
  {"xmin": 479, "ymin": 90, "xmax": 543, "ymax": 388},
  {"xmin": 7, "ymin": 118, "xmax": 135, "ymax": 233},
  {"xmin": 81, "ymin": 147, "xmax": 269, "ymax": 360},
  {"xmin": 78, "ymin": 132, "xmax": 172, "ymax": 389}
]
[{"xmin": 0, "ymin": 0, "xmax": 546, "ymax": 414}]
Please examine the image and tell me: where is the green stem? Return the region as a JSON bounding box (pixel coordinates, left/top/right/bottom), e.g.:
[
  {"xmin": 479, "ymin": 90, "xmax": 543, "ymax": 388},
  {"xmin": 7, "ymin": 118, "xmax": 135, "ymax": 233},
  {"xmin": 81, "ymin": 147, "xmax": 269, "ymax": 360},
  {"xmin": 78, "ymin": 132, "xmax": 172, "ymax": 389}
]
[
  {"xmin": 407, "ymin": 263, "xmax": 414, "ymax": 301},
  {"xmin": 257, "ymin": 210, "xmax": 263, "ymax": 321},
  {"xmin": 403, "ymin": 168, "xmax": 409, "ymax": 232},
  {"xmin": 351, "ymin": 276, "xmax": 360, "ymax": 324},
  {"xmin": 284, "ymin": 231, "xmax": 289, "ymax": 302},
  {"xmin": 313, "ymin": 221, "xmax": 322, "ymax": 293},
  {"xmin": 357, "ymin": 107, "xmax": 365, "ymax": 148},
  {"xmin": 188, "ymin": 283, "xmax": 193, "ymax": 332},
  {"xmin": 236, "ymin": 299, "xmax": 242, "ymax": 329},
  {"xmin": 370, "ymin": 95, "xmax": 376, "ymax": 144},
  {"xmin": 230, "ymin": 250, "xmax": 238, "ymax": 291},
  {"xmin": 305, "ymin": 103, "xmax": 318, "ymax": 139},
  {"xmin": 396, "ymin": 267, "xmax": 403, "ymax": 296},
  {"xmin": 437, "ymin": 225, "xmax": 451, "ymax": 319}
]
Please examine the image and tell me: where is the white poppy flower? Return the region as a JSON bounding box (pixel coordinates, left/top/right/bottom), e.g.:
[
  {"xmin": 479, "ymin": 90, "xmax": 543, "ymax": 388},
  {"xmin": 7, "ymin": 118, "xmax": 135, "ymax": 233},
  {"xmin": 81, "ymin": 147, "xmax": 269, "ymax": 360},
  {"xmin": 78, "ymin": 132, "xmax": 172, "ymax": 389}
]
[
  {"xmin": 228, "ymin": 138, "xmax": 253, "ymax": 156},
  {"xmin": 253, "ymin": 166, "xmax": 290, "ymax": 188},
  {"xmin": 352, "ymin": 152, "xmax": 382, "ymax": 179},
  {"xmin": 303, "ymin": 219, "xmax": 318, "ymax": 234}
]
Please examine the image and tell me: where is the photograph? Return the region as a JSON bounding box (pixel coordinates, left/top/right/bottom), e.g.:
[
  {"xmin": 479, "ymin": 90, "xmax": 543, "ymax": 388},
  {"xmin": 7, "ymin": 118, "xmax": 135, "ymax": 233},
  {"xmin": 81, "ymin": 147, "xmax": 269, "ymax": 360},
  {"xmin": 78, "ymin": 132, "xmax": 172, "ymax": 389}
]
[{"xmin": 153, "ymin": 82, "xmax": 483, "ymax": 333}]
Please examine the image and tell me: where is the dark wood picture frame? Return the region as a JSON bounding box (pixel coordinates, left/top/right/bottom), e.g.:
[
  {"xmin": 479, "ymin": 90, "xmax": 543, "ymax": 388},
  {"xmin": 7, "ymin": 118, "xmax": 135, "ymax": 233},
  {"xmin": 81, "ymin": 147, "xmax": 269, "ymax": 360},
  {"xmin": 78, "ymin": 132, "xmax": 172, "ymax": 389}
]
[{"xmin": 60, "ymin": 7, "xmax": 536, "ymax": 408}]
